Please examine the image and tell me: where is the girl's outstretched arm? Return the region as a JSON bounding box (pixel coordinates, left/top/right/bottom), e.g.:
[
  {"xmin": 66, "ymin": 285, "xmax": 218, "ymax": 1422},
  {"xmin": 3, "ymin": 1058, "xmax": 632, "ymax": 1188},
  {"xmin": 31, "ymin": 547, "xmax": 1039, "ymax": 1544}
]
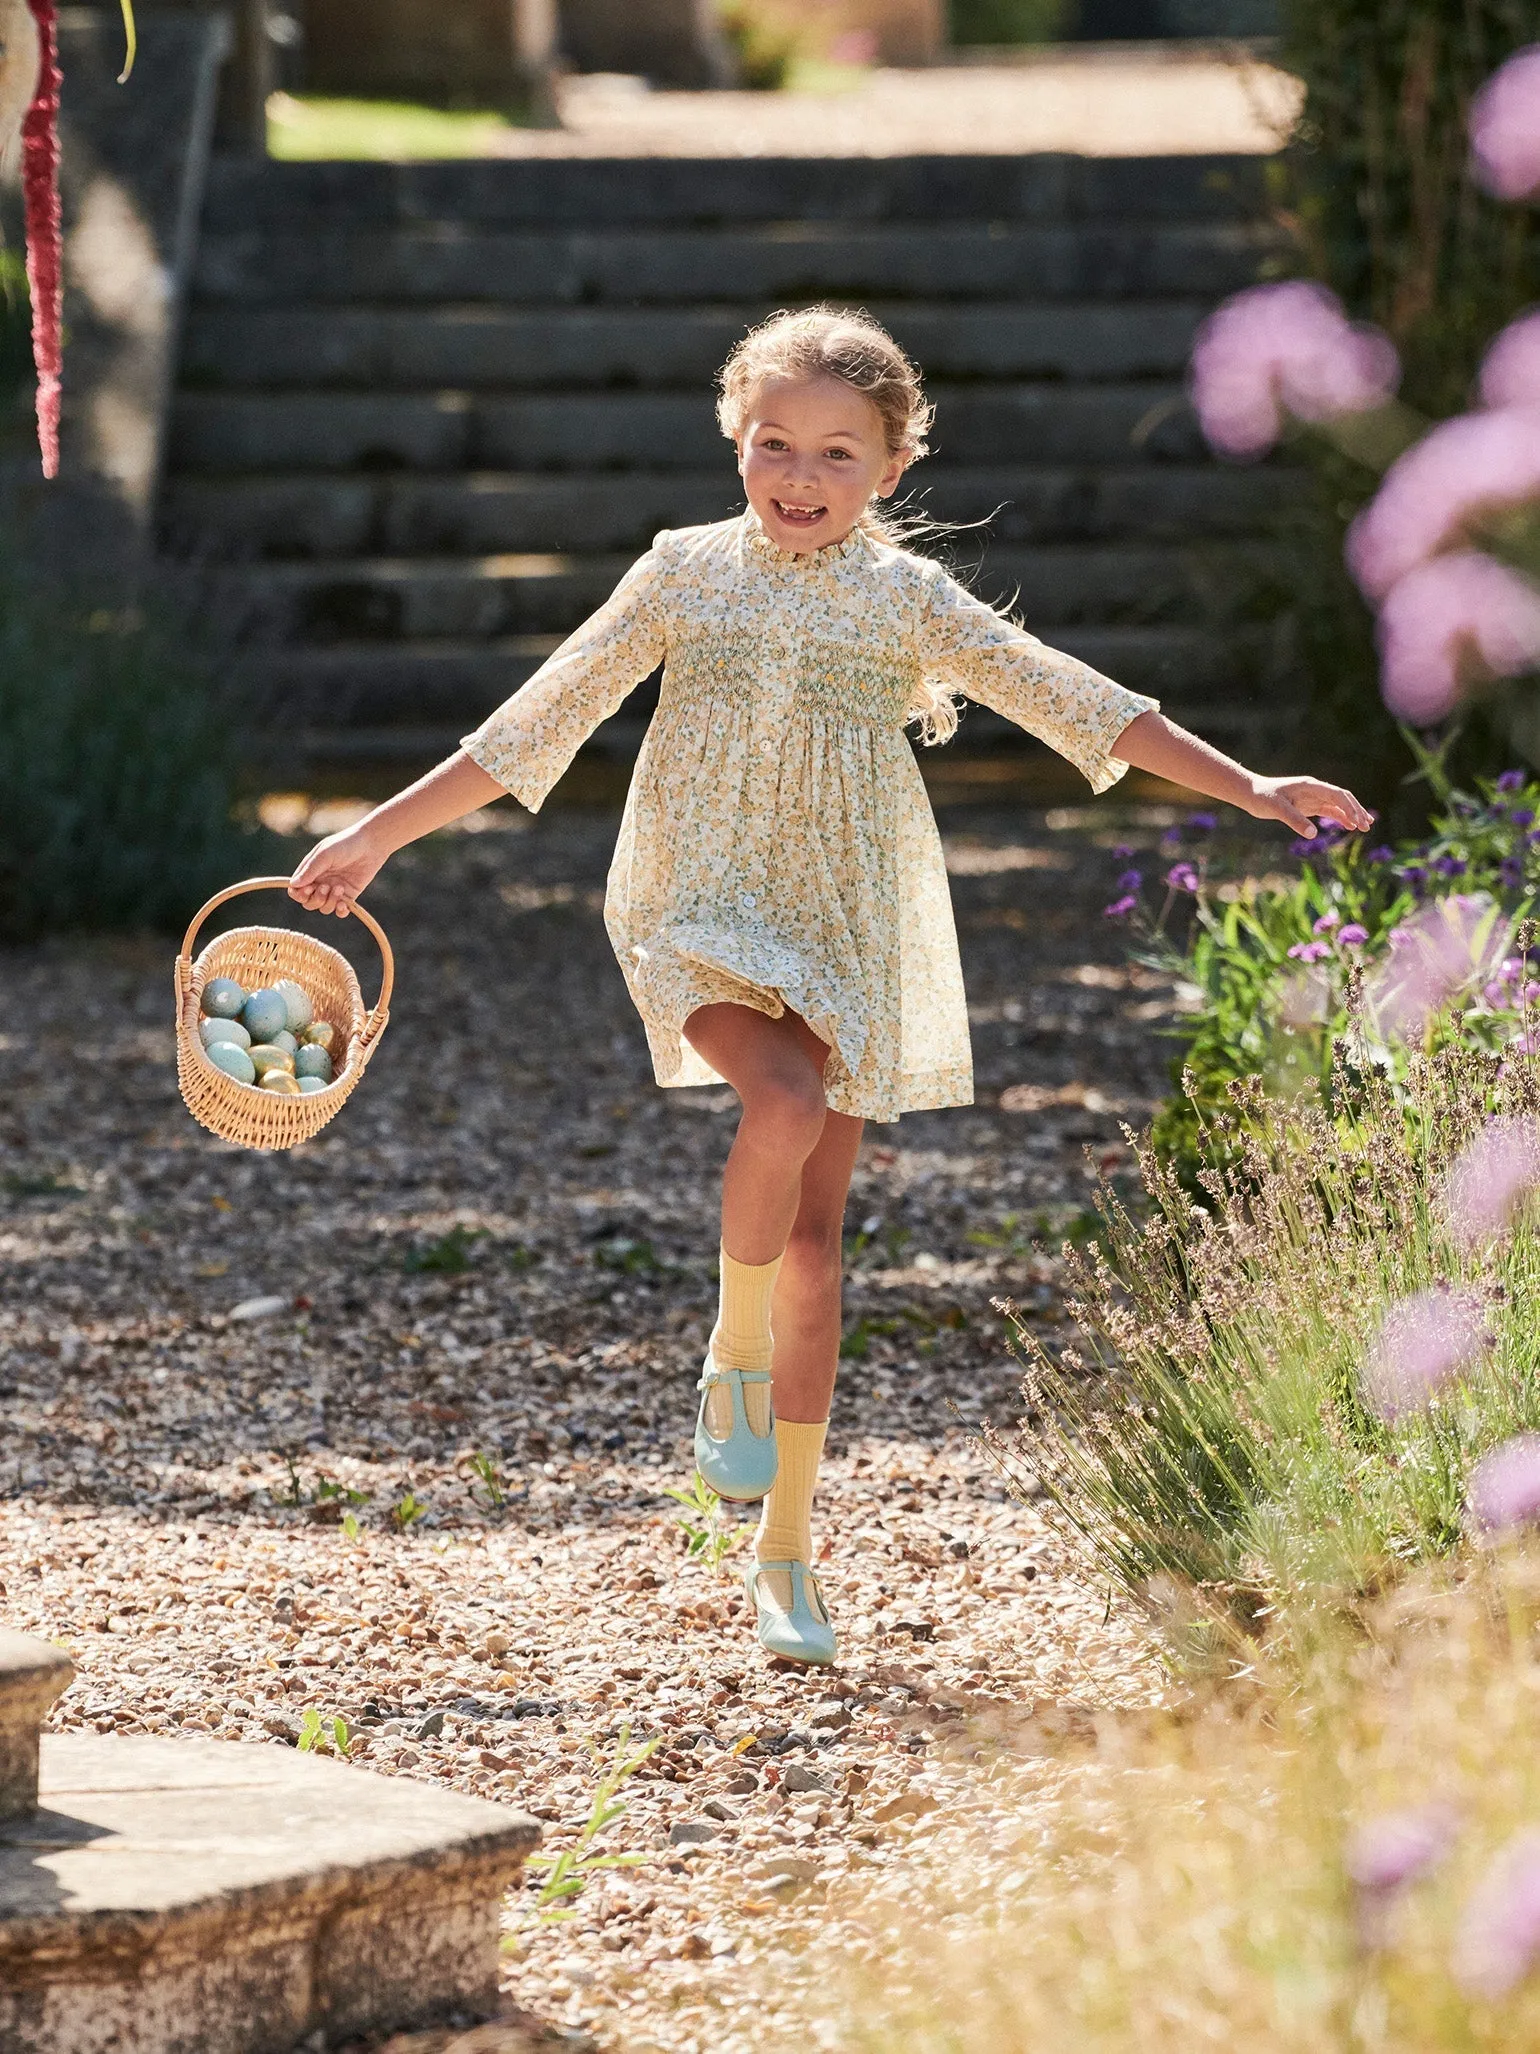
[
  {"xmin": 288, "ymin": 750, "xmax": 504, "ymax": 917},
  {"xmin": 1111, "ymin": 710, "xmax": 1374, "ymax": 840}
]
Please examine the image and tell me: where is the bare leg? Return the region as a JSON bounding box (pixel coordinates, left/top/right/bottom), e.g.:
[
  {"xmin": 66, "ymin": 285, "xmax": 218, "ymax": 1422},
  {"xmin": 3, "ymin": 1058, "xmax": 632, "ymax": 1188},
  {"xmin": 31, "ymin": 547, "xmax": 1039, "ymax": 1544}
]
[{"xmin": 772, "ymin": 1109, "xmax": 864, "ymax": 1423}]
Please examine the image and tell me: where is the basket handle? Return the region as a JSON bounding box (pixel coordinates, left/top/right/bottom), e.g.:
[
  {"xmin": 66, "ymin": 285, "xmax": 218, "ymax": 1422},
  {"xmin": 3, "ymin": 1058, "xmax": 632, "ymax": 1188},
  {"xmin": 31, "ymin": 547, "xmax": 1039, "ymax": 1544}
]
[{"xmin": 177, "ymin": 876, "xmax": 395, "ymax": 1041}]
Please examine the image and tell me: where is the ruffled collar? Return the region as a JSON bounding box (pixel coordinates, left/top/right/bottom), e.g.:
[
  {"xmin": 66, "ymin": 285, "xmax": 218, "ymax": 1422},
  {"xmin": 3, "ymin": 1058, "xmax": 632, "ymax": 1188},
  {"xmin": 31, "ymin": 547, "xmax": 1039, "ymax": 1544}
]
[{"xmin": 741, "ymin": 507, "xmax": 870, "ymax": 567}]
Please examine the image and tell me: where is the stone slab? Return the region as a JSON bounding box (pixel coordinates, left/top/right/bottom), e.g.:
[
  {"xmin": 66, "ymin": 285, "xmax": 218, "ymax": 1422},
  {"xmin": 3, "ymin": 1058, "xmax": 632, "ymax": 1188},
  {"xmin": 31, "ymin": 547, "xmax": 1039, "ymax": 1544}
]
[
  {"xmin": 0, "ymin": 1733, "xmax": 540, "ymax": 2054},
  {"xmin": 0, "ymin": 1634, "xmax": 73, "ymax": 1824}
]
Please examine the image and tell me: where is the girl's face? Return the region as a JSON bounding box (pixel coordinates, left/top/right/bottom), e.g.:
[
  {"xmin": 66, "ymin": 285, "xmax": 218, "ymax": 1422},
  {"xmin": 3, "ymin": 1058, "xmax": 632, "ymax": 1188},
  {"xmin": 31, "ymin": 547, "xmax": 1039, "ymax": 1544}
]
[{"xmin": 736, "ymin": 375, "xmax": 909, "ymax": 553}]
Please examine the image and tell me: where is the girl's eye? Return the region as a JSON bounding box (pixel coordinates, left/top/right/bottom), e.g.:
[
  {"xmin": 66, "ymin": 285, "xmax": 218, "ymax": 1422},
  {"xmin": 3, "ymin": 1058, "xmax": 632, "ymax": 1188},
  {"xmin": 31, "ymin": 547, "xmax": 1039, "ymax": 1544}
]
[{"xmin": 825, "ymin": 448, "xmax": 854, "ymax": 461}]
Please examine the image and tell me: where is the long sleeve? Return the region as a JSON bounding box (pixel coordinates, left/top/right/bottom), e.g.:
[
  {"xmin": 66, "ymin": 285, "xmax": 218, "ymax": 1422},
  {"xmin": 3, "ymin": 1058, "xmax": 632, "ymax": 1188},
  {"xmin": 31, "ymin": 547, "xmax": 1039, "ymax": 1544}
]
[
  {"xmin": 917, "ymin": 562, "xmax": 1158, "ymax": 795},
  {"xmin": 460, "ymin": 540, "xmax": 670, "ymax": 812}
]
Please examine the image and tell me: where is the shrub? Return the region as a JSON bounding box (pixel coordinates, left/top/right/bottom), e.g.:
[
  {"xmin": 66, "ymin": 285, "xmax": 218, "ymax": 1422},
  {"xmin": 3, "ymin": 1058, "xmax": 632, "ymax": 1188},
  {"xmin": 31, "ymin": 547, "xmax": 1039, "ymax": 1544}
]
[
  {"xmin": 0, "ymin": 555, "xmax": 269, "ymax": 940},
  {"xmin": 993, "ymin": 1044, "xmax": 1540, "ymax": 1663}
]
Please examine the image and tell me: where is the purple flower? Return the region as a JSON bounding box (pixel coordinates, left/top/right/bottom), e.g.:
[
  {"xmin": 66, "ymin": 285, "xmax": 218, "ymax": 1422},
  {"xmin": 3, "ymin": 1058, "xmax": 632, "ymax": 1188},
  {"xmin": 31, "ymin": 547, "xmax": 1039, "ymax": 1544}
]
[
  {"xmin": 1347, "ymin": 1803, "xmax": 1459, "ymax": 1896},
  {"xmin": 1432, "ymin": 855, "xmax": 1468, "ymax": 878},
  {"xmin": 1367, "ymin": 894, "xmax": 1510, "ymax": 1038},
  {"xmin": 1189, "ymin": 282, "xmax": 1400, "ymax": 459},
  {"xmin": 1111, "ymin": 842, "xmax": 1135, "ymax": 859},
  {"xmin": 1313, "ymin": 910, "xmax": 1341, "ymax": 933},
  {"xmin": 1338, "ymin": 923, "xmax": 1369, "ymax": 947},
  {"xmin": 1374, "ymin": 552, "xmax": 1540, "ymax": 726},
  {"xmin": 1366, "ymin": 844, "xmax": 1395, "ymax": 864},
  {"xmin": 1160, "ymin": 826, "xmax": 1183, "ymax": 850},
  {"xmin": 1453, "ymin": 1830, "xmax": 1540, "ymax": 1999},
  {"xmin": 1361, "ymin": 1285, "xmax": 1490, "ymax": 1422},
  {"xmin": 1348, "ymin": 414, "xmax": 1540, "ymax": 603},
  {"xmin": 1470, "ymin": 46, "xmax": 1540, "ymax": 201},
  {"xmin": 1440, "ymin": 1117, "xmax": 1540, "ymax": 1248},
  {"xmin": 1468, "ymin": 1434, "xmax": 1540, "ymax": 1536},
  {"xmin": 1287, "ymin": 940, "xmax": 1332, "ymax": 963},
  {"xmin": 1116, "ymin": 868, "xmax": 1143, "ymax": 892},
  {"xmin": 1165, "ymin": 862, "xmax": 1200, "ymax": 893},
  {"xmin": 1186, "ymin": 811, "xmax": 1218, "ymax": 832},
  {"xmin": 1512, "ymin": 808, "xmax": 1536, "ymax": 829},
  {"xmin": 1498, "ymin": 770, "xmax": 1530, "ymax": 793},
  {"xmin": 1103, "ymin": 895, "xmax": 1139, "ymax": 920}
]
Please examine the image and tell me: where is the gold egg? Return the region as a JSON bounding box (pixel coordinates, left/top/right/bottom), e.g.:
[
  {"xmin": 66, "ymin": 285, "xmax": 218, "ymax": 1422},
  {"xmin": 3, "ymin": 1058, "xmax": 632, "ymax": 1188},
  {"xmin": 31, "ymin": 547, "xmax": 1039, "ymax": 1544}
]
[
  {"xmin": 249, "ymin": 1044, "xmax": 297, "ymax": 1078},
  {"xmin": 260, "ymin": 1070, "xmax": 302, "ymax": 1095},
  {"xmin": 302, "ymin": 1021, "xmax": 337, "ymax": 1054}
]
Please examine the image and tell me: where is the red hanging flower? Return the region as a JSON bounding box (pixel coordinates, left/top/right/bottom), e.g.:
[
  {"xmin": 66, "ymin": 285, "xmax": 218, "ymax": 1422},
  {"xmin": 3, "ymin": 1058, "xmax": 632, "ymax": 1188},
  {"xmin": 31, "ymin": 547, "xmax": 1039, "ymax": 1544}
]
[{"xmin": 21, "ymin": 0, "xmax": 60, "ymax": 478}]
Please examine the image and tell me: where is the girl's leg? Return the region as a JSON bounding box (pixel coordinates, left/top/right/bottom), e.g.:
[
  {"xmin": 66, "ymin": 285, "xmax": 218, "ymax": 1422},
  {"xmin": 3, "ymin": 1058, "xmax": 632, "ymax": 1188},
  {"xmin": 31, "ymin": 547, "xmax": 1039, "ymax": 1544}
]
[
  {"xmin": 683, "ymin": 1005, "xmax": 834, "ymax": 1436},
  {"xmin": 755, "ymin": 1109, "xmax": 863, "ymax": 1598}
]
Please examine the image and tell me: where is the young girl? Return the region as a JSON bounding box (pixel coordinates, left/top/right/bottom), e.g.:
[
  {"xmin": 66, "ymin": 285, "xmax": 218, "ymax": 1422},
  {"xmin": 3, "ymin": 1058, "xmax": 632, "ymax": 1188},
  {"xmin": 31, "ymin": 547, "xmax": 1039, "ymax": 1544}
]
[{"xmin": 290, "ymin": 306, "xmax": 1371, "ymax": 1667}]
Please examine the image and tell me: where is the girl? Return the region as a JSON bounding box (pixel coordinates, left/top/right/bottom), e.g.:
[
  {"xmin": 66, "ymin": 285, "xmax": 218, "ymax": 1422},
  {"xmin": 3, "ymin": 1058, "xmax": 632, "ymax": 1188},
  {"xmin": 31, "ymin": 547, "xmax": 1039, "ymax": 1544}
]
[{"xmin": 290, "ymin": 306, "xmax": 1371, "ymax": 1667}]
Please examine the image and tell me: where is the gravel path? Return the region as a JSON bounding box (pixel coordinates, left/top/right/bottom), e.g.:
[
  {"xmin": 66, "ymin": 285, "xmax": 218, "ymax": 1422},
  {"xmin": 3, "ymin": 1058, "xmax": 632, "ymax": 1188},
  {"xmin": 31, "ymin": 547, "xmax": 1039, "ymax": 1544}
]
[{"xmin": 0, "ymin": 788, "xmax": 1181, "ymax": 2050}]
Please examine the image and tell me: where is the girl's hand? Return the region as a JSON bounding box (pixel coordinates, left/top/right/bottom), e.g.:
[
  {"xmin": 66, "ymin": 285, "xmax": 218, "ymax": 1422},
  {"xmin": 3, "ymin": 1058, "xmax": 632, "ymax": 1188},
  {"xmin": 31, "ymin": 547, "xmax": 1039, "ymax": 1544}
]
[
  {"xmin": 288, "ymin": 822, "xmax": 387, "ymax": 917},
  {"xmin": 1244, "ymin": 775, "xmax": 1374, "ymax": 840}
]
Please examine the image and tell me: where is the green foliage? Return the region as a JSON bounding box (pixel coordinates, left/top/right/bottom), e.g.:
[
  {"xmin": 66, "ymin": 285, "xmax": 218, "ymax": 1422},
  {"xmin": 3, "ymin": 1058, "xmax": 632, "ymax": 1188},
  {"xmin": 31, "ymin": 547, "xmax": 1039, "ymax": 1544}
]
[
  {"xmin": 0, "ymin": 250, "xmax": 31, "ymax": 409},
  {"xmin": 391, "ymin": 1489, "xmax": 429, "ymax": 1529},
  {"xmin": 948, "ymin": 0, "xmax": 1067, "ymax": 46},
  {"xmin": 518, "ymin": 1723, "xmax": 658, "ymax": 1924},
  {"xmin": 996, "ymin": 1046, "xmax": 1540, "ymax": 1668},
  {"xmin": 403, "ymin": 1224, "xmax": 484, "ymax": 1274},
  {"xmin": 297, "ymin": 1707, "xmax": 353, "ymax": 1756},
  {"xmin": 0, "ymin": 555, "xmax": 267, "ymax": 941},
  {"xmin": 664, "ymin": 1472, "xmax": 746, "ymax": 1572},
  {"xmin": 464, "ymin": 1447, "xmax": 508, "ymax": 1513}
]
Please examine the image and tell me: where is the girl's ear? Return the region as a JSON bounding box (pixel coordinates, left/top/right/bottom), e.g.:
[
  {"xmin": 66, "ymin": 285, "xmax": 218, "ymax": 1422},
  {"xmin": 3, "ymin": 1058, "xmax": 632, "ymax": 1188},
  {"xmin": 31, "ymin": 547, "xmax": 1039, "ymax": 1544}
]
[{"xmin": 874, "ymin": 452, "xmax": 910, "ymax": 500}]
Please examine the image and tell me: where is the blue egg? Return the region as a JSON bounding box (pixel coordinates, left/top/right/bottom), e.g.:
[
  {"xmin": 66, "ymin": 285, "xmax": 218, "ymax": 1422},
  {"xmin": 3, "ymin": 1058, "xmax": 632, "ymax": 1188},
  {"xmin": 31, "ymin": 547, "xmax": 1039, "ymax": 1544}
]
[
  {"xmin": 272, "ymin": 1030, "xmax": 299, "ymax": 1056},
  {"xmin": 297, "ymin": 1074, "xmax": 328, "ymax": 1095},
  {"xmin": 201, "ymin": 977, "xmax": 247, "ymax": 1020},
  {"xmin": 274, "ymin": 979, "xmax": 314, "ymax": 1034},
  {"xmin": 199, "ymin": 1017, "xmax": 251, "ymax": 1052},
  {"xmin": 242, "ymin": 988, "xmax": 289, "ymax": 1043},
  {"xmin": 207, "ymin": 1040, "xmax": 257, "ymax": 1086},
  {"xmin": 293, "ymin": 1044, "xmax": 333, "ymax": 1083}
]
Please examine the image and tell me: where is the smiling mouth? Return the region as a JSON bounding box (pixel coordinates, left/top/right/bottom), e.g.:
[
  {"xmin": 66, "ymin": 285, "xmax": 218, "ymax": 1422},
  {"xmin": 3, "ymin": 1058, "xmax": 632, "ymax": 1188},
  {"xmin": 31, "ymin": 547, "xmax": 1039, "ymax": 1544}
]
[{"xmin": 771, "ymin": 499, "xmax": 827, "ymax": 526}]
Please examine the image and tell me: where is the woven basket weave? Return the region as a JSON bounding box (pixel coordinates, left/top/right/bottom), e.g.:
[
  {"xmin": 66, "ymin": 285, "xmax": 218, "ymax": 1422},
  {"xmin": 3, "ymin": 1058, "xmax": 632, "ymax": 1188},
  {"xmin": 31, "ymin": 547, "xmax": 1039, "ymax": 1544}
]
[{"xmin": 174, "ymin": 876, "xmax": 393, "ymax": 1152}]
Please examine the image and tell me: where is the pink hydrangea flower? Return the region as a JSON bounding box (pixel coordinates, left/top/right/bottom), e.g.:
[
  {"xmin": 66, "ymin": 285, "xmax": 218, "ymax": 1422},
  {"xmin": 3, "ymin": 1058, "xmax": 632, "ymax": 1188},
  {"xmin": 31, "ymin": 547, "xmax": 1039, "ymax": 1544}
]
[
  {"xmin": 1453, "ymin": 1829, "xmax": 1540, "ymax": 1999},
  {"xmin": 1367, "ymin": 893, "xmax": 1510, "ymax": 1039},
  {"xmin": 1439, "ymin": 1117, "xmax": 1540, "ymax": 1249},
  {"xmin": 1347, "ymin": 410, "xmax": 1540, "ymax": 603},
  {"xmin": 1361, "ymin": 1285, "xmax": 1490, "ymax": 1423},
  {"xmin": 1480, "ymin": 310, "xmax": 1540, "ymax": 410},
  {"xmin": 1470, "ymin": 45, "xmax": 1540, "ymax": 202},
  {"xmin": 1468, "ymin": 1434, "xmax": 1540, "ymax": 1536},
  {"xmin": 1189, "ymin": 282, "xmax": 1400, "ymax": 459},
  {"xmin": 1375, "ymin": 551, "xmax": 1540, "ymax": 725},
  {"xmin": 1339, "ymin": 923, "xmax": 1369, "ymax": 946},
  {"xmin": 1347, "ymin": 1803, "xmax": 1458, "ymax": 1897}
]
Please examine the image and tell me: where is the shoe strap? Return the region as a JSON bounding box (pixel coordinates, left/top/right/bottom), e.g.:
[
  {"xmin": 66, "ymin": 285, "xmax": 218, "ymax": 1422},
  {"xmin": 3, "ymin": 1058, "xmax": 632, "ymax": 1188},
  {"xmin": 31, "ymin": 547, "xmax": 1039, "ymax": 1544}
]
[{"xmin": 697, "ymin": 1364, "xmax": 772, "ymax": 1394}]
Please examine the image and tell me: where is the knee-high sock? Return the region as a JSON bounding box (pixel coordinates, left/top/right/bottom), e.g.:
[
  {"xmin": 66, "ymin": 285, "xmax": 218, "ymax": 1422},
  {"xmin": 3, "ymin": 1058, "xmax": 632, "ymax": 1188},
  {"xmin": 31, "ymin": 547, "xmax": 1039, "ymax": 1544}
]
[
  {"xmin": 705, "ymin": 1244, "xmax": 780, "ymax": 1437},
  {"xmin": 755, "ymin": 1418, "xmax": 827, "ymax": 1565}
]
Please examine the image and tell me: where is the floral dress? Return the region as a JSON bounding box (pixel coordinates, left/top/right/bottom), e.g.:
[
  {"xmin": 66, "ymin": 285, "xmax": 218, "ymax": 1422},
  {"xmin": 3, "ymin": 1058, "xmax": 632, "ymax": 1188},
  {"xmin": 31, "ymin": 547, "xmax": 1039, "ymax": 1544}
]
[{"xmin": 462, "ymin": 511, "xmax": 1157, "ymax": 1122}]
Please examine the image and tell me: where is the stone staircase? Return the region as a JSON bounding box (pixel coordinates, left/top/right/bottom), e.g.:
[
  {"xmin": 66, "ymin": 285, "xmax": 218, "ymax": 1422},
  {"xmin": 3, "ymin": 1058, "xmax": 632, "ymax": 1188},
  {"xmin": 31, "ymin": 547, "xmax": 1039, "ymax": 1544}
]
[{"xmin": 162, "ymin": 152, "xmax": 1298, "ymax": 775}]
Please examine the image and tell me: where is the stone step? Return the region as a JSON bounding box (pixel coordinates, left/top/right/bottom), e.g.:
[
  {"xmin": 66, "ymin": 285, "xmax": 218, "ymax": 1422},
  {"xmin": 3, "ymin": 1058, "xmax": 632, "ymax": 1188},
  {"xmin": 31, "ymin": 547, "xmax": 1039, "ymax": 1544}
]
[
  {"xmin": 201, "ymin": 541, "xmax": 1270, "ymax": 643},
  {"xmin": 162, "ymin": 463, "xmax": 1293, "ymax": 561},
  {"xmin": 168, "ymin": 381, "xmax": 1212, "ymax": 475},
  {"xmin": 0, "ymin": 1732, "xmax": 540, "ymax": 2054},
  {"xmin": 180, "ymin": 299, "xmax": 1217, "ymax": 391},
  {"xmin": 200, "ymin": 151, "xmax": 1270, "ymax": 234},
  {"xmin": 192, "ymin": 219, "xmax": 1278, "ymax": 308},
  {"xmin": 239, "ymin": 621, "xmax": 1262, "ymax": 729}
]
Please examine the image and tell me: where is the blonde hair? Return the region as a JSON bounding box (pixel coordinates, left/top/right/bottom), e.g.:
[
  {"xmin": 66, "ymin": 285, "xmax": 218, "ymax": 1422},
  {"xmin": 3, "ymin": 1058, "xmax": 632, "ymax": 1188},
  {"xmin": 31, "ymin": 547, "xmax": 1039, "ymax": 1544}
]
[{"xmin": 716, "ymin": 305, "xmax": 959, "ymax": 744}]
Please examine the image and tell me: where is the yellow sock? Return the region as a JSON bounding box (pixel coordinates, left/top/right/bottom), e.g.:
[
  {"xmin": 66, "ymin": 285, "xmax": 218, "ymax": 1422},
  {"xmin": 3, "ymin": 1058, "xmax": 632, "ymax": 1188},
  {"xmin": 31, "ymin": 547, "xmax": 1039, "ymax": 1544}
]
[
  {"xmin": 705, "ymin": 1245, "xmax": 780, "ymax": 1437},
  {"xmin": 755, "ymin": 1418, "xmax": 828, "ymax": 1566}
]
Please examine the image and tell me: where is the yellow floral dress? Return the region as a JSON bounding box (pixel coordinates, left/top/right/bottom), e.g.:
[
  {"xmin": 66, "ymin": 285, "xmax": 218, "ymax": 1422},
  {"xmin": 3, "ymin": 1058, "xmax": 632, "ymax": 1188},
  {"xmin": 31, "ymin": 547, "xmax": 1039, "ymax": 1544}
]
[{"xmin": 462, "ymin": 511, "xmax": 1157, "ymax": 1122}]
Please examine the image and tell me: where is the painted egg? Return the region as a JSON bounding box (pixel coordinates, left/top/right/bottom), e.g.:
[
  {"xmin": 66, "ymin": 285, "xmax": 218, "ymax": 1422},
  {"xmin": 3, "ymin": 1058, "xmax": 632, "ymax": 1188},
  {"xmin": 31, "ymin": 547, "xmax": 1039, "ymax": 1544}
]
[
  {"xmin": 274, "ymin": 979, "xmax": 314, "ymax": 1034},
  {"xmin": 241, "ymin": 988, "xmax": 289, "ymax": 1043},
  {"xmin": 293, "ymin": 1044, "xmax": 333, "ymax": 1083},
  {"xmin": 260, "ymin": 1070, "xmax": 302, "ymax": 1095},
  {"xmin": 200, "ymin": 977, "xmax": 247, "ymax": 1020},
  {"xmin": 301, "ymin": 1021, "xmax": 337, "ymax": 1054},
  {"xmin": 199, "ymin": 1017, "xmax": 251, "ymax": 1052},
  {"xmin": 248, "ymin": 1043, "xmax": 296, "ymax": 1079},
  {"xmin": 297, "ymin": 1074, "xmax": 328, "ymax": 1095},
  {"xmin": 272, "ymin": 1030, "xmax": 299, "ymax": 1056},
  {"xmin": 206, "ymin": 1041, "xmax": 257, "ymax": 1086}
]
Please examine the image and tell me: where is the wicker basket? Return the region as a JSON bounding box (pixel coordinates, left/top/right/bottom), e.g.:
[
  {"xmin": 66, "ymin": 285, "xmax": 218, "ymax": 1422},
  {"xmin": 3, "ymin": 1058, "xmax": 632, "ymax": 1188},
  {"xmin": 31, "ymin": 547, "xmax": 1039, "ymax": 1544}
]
[{"xmin": 174, "ymin": 876, "xmax": 394, "ymax": 1152}]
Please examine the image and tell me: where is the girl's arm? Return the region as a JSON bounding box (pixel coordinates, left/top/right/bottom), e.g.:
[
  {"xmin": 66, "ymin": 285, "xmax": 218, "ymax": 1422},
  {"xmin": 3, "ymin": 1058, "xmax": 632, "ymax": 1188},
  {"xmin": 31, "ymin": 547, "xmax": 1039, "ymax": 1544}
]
[
  {"xmin": 288, "ymin": 750, "xmax": 504, "ymax": 917},
  {"xmin": 1112, "ymin": 710, "xmax": 1374, "ymax": 839}
]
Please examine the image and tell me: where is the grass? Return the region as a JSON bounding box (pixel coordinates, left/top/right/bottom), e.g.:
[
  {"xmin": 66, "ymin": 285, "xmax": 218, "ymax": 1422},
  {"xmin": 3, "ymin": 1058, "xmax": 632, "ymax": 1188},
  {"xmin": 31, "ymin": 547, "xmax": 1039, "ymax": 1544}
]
[
  {"xmin": 266, "ymin": 93, "xmax": 523, "ymax": 161},
  {"xmin": 766, "ymin": 1553, "xmax": 1540, "ymax": 2052}
]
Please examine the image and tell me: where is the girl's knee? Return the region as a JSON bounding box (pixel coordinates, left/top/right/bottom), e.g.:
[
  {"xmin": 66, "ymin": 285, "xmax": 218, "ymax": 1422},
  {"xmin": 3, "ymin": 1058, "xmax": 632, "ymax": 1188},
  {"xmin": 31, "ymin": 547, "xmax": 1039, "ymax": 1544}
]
[{"xmin": 741, "ymin": 1068, "xmax": 827, "ymax": 1155}]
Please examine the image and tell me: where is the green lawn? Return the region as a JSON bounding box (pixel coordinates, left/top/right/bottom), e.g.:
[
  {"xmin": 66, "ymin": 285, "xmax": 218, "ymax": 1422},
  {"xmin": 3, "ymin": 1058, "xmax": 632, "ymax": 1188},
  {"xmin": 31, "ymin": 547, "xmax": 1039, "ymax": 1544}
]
[{"xmin": 266, "ymin": 94, "xmax": 523, "ymax": 161}]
